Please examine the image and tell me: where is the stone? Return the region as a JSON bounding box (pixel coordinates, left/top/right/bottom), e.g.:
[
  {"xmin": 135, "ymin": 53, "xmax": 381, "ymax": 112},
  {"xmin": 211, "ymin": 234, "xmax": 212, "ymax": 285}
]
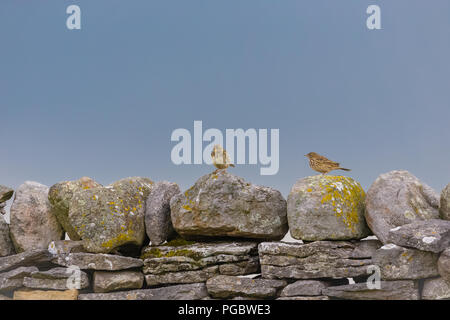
[
  {"xmin": 322, "ymin": 281, "xmax": 419, "ymax": 300},
  {"xmin": 145, "ymin": 267, "xmax": 218, "ymax": 287},
  {"xmin": 438, "ymin": 248, "xmax": 450, "ymax": 282},
  {"xmin": 365, "ymin": 171, "xmax": 440, "ymax": 244},
  {"xmin": 0, "ymin": 294, "xmax": 11, "ymax": 300},
  {"xmin": 23, "ymin": 267, "xmax": 89, "ymax": 290},
  {"xmin": 0, "ymin": 216, "xmax": 14, "ymax": 257},
  {"xmin": 287, "ymin": 175, "xmax": 369, "ymax": 240},
  {"xmin": 0, "ymin": 267, "xmax": 38, "ymax": 291},
  {"xmin": 145, "ymin": 181, "xmax": 180, "ymax": 245},
  {"xmin": 47, "ymin": 240, "xmax": 86, "ymax": 255},
  {"xmin": 93, "ymin": 271, "xmax": 144, "ymax": 293},
  {"xmin": 0, "ymin": 185, "xmax": 13, "ymax": 203},
  {"xmin": 280, "ymin": 280, "xmax": 330, "ymax": 297},
  {"xmin": 9, "ymin": 181, "xmax": 64, "ymax": 252},
  {"xmin": 277, "ymin": 296, "xmax": 330, "ymax": 300},
  {"xmin": 14, "ymin": 289, "xmax": 78, "ymax": 300},
  {"xmin": 170, "ymin": 171, "xmax": 288, "ymax": 240},
  {"xmin": 387, "ymin": 219, "xmax": 450, "ymax": 253},
  {"xmin": 78, "ymin": 283, "xmax": 208, "ymax": 300},
  {"xmin": 441, "ymin": 183, "xmax": 450, "ymax": 220},
  {"xmin": 206, "ymin": 275, "xmax": 286, "ymax": 299},
  {"xmin": 67, "ymin": 177, "xmax": 153, "ymax": 253},
  {"xmin": 372, "ymin": 244, "xmax": 439, "ymax": 280},
  {"xmin": 48, "ymin": 177, "xmax": 101, "ymax": 240},
  {"xmin": 421, "ymin": 277, "xmax": 450, "ymax": 300},
  {"xmin": 259, "ymin": 240, "xmax": 381, "ymax": 280},
  {"xmin": 52, "ymin": 252, "xmax": 143, "ymax": 271},
  {"xmin": 0, "ymin": 249, "xmax": 53, "ymax": 273},
  {"xmin": 0, "ymin": 203, "xmax": 6, "ymax": 216}
]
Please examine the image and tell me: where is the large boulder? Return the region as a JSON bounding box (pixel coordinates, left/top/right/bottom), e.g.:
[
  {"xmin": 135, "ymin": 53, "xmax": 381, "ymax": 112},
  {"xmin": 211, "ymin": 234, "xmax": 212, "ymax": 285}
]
[
  {"xmin": 170, "ymin": 171, "xmax": 288, "ymax": 240},
  {"xmin": 67, "ymin": 177, "xmax": 153, "ymax": 253},
  {"xmin": 365, "ymin": 171, "xmax": 440, "ymax": 244},
  {"xmin": 145, "ymin": 181, "xmax": 180, "ymax": 245},
  {"xmin": 287, "ymin": 175, "xmax": 369, "ymax": 240},
  {"xmin": 440, "ymin": 183, "xmax": 450, "ymax": 220},
  {"xmin": 48, "ymin": 177, "xmax": 101, "ymax": 240},
  {"xmin": 0, "ymin": 216, "xmax": 14, "ymax": 257},
  {"xmin": 9, "ymin": 182, "xmax": 64, "ymax": 252}
]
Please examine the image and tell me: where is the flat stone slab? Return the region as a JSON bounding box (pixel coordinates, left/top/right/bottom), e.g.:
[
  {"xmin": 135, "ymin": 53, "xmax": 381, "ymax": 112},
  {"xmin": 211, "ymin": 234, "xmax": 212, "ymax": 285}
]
[
  {"xmin": 52, "ymin": 252, "xmax": 143, "ymax": 271},
  {"xmin": 280, "ymin": 280, "xmax": 330, "ymax": 297},
  {"xmin": 0, "ymin": 267, "xmax": 38, "ymax": 291},
  {"xmin": 438, "ymin": 248, "xmax": 450, "ymax": 282},
  {"xmin": 23, "ymin": 267, "xmax": 90, "ymax": 290},
  {"xmin": 14, "ymin": 289, "xmax": 79, "ymax": 300},
  {"xmin": 259, "ymin": 240, "xmax": 381, "ymax": 280},
  {"xmin": 93, "ymin": 271, "xmax": 144, "ymax": 293},
  {"xmin": 277, "ymin": 296, "xmax": 330, "ymax": 300},
  {"xmin": 421, "ymin": 277, "xmax": 450, "ymax": 300},
  {"xmin": 0, "ymin": 249, "xmax": 53, "ymax": 273},
  {"xmin": 322, "ymin": 281, "xmax": 419, "ymax": 300}
]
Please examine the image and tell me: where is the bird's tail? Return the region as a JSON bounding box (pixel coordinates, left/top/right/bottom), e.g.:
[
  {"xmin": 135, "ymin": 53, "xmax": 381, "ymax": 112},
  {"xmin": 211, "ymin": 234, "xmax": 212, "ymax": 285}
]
[
  {"xmin": 339, "ymin": 167, "xmax": 351, "ymax": 171},
  {"xmin": 229, "ymin": 164, "xmax": 235, "ymax": 167}
]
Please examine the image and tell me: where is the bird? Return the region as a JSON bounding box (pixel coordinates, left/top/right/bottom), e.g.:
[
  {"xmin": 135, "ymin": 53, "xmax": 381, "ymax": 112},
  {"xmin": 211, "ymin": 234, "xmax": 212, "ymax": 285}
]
[
  {"xmin": 305, "ymin": 152, "xmax": 351, "ymax": 175},
  {"xmin": 211, "ymin": 144, "xmax": 235, "ymax": 173}
]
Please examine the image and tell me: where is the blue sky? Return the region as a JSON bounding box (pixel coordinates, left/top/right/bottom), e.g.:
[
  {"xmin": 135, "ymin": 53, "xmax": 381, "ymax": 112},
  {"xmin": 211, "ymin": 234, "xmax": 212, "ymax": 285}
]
[{"xmin": 1, "ymin": 0, "xmax": 449, "ymax": 210}]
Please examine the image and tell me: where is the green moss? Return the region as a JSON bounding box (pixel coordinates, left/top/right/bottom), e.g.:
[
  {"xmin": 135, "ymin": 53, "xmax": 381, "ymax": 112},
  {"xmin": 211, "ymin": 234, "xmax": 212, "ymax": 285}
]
[
  {"xmin": 141, "ymin": 247, "xmax": 203, "ymax": 261},
  {"xmin": 165, "ymin": 237, "xmax": 196, "ymax": 247}
]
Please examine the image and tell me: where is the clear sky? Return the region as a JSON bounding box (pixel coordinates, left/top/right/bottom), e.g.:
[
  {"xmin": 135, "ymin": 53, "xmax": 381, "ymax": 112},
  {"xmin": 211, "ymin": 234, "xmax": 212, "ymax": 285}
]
[{"xmin": 1, "ymin": 1, "xmax": 449, "ymax": 218}]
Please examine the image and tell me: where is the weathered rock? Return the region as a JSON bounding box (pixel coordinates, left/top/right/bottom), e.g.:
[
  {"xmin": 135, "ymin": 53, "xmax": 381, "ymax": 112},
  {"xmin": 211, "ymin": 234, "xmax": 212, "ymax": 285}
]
[
  {"xmin": 142, "ymin": 241, "xmax": 259, "ymax": 285},
  {"xmin": 93, "ymin": 271, "xmax": 144, "ymax": 293},
  {"xmin": 14, "ymin": 289, "xmax": 78, "ymax": 300},
  {"xmin": 0, "ymin": 267, "xmax": 38, "ymax": 291},
  {"xmin": 280, "ymin": 280, "xmax": 330, "ymax": 297},
  {"xmin": 170, "ymin": 171, "xmax": 288, "ymax": 240},
  {"xmin": 0, "ymin": 249, "xmax": 53, "ymax": 273},
  {"xmin": 0, "ymin": 203, "xmax": 6, "ymax": 216},
  {"xmin": 47, "ymin": 240, "xmax": 86, "ymax": 255},
  {"xmin": 438, "ymin": 248, "xmax": 450, "ymax": 282},
  {"xmin": 9, "ymin": 181, "xmax": 64, "ymax": 252},
  {"xmin": 421, "ymin": 277, "xmax": 450, "ymax": 300},
  {"xmin": 322, "ymin": 281, "xmax": 419, "ymax": 300},
  {"xmin": 52, "ymin": 252, "xmax": 143, "ymax": 271},
  {"xmin": 67, "ymin": 177, "xmax": 153, "ymax": 253},
  {"xmin": 372, "ymin": 244, "xmax": 439, "ymax": 280},
  {"xmin": 78, "ymin": 283, "xmax": 208, "ymax": 300},
  {"xmin": 387, "ymin": 219, "xmax": 450, "ymax": 253},
  {"xmin": 0, "ymin": 216, "xmax": 14, "ymax": 257},
  {"xmin": 287, "ymin": 175, "xmax": 369, "ymax": 241},
  {"xmin": 0, "ymin": 185, "xmax": 13, "ymax": 203},
  {"xmin": 0, "ymin": 294, "xmax": 11, "ymax": 300},
  {"xmin": 206, "ymin": 275, "xmax": 286, "ymax": 299},
  {"xmin": 277, "ymin": 296, "xmax": 330, "ymax": 300},
  {"xmin": 145, "ymin": 181, "xmax": 180, "ymax": 245},
  {"xmin": 48, "ymin": 177, "xmax": 101, "ymax": 240},
  {"xmin": 365, "ymin": 171, "xmax": 440, "ymax": 244},
  {"xmin": 23, "ymin": 267, "xmax": 89, "ymax": 290},
  {"xmin": 441, "ymin": 183, "xmax": 450, "ymax": 220},
  {"xmin": 259, "ymin": 240, "xmax": 381, "ymax": 280}
]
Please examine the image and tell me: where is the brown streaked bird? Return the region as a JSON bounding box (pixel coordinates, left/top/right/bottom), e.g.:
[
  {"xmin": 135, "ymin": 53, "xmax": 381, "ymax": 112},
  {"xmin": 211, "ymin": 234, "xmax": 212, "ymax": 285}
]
[
  {"xmin": 211, "ymin": 144, "xmax": 235, "ymax": 172},
  {"xmin": 305, "ymin": 152, "xmax": 351, "ymax": 175}
]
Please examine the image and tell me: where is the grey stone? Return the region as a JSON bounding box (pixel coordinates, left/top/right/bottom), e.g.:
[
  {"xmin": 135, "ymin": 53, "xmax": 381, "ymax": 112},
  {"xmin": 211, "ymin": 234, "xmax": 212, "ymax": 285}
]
[
  {"xmin": 9, "ymin": 181, "xmax": 64, "ymax": 252},
  {"xmin": 438, "ymin": 248, "xmax": 450, "ymax": 282},
  {"xmin": 47, "ymin": 240, "xmax": 86, "ymax": 255},
  {"xmin": 287, "ymin": 175, "xmax": 369, "ymax": 240},
  {"xmin": 0, "ymin": 185, "xmax": 13, "ymax": 203},
  {"xmin": 372, "ymin": 244, "xmax": 439, "ymax": 280},
  {"xmin": 280, "ymin": 280, "xmax": 330, "ymax": 297},
  {"xmin": 0, "ymin": 249, "xmax": 53, "ymax": 273},
  {"xmin": 387, "ymin": 219, "xmax": 450, "ymax": 253},
  {"xmin": 0, "ymin": 216, "xmax": 14, "ymax": 257},
  {"xmin": 145, "ymin": 266, "xmax": 218, "ymax": 287},
  {"xmin": 322, "ymin": 281, "xmax": 419, "ymax": 300},
  {"xmin": 0, "ymin": 267, "xmax": 38, "ymax": 291},
  {"xmin": 170, "ymin": 171, "xmax": 288, "ymax": 240},
  {"xmin": 421, "ymin": 277, "xmax": 450, "ymax": 300},
  {"xmin": 441, "ymin": 183, "xmax": 450, "ymax": 220},
  {"xmin": 52, "ymin": 252, "xmax": 143, "ymax": 271},
  {"xmin": 93, "ymin": 271, "xmax": 144, "ymax": 293},
  {"xmin": 277, "ymin": 296, "xmax": 330, "ymax": 300},
  {"xmin": 206, "ymin": 275, "xmax": 286, "ymax": 299},
  {"xmin": 145, "ymin": 181, "xmax": 180, "ymax": 245},
  {"xmin": 365, "ymin": 171, "xmax": 440, "ymax": 244},
  {"xmin": 24, "ymin": 267, "xmax": 89, "ymax": 290},
  {"xmin": 78, "ymin": 283, "xmax": 208, "ymax": 300},
  {"xmin": 259, "ymin": 240, "xmax": 381, "ymax": 280}
]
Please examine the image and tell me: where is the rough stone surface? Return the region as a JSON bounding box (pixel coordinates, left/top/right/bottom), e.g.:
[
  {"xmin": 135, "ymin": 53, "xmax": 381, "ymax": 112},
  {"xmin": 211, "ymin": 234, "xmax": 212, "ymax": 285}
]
[
  {"xmin": 145, "ymin": 181, "xmax": 180, "ymax": 245},
  {"xmin": 277, "ymin": 296, "xmax": 330, "ymax": 300},
  {"xmin": 387, "ymin": 219, "xmax": 450, "ymax": 253},
  {"xmin": 441, "ymin": 183, "xmax": 450, "ymax": 220},
  {"xmin": 322, "ymin": 281, "xmax": 419, "ymax": 300},
  {"xmin": 93, "ymin": 271, "xmax": 144, "ymax": 293},
  {"xmin": 0, "ymin": 216, "xmax": 14, "ymax": 257},
  {"xmin": 52, "ymin": 252, "xmax": 143, "ymax": 271},
  {"xmin": 421, "ymin": 277, "xmax": 450, "ymax": 300},
  {"xmin": 287, "ymin": 175, "xmax": 369, "ymax": 241},
  {"xmin": 9, "ymin": 181, "xmax": 64, "ymax": 252},
  {"xmin": 67, "ymin": 177, "xmax": 153, "ymax": 253},
  {"xmin": 365, "ymin": 171, "xmax": 440, "ymax": 244},
  {"xmin": 259, "ymin": 240, "xmax": 381, "ymax": 279},
  {"xmin": 78, "ymin": 283, "xmax": 208, "ymax": 300},
  {"xmin": 206, "ymin": 275, "xmax": 286, "ymax": 299},
  {"xmin": 48, "ymin": 240, "xmax": 86, "ymax": 255},
  {"xmin": 280, "ymin": 280, "xmax": 330, "ymax": 297},
  {"xmin": 170, "ymin": 171, "xmax": 288, "ymax": 240},
  {"xmin": 0, "ymin": 249, "xmax": 53, "ymax": 273},
  {"xmin": 14, "ymin": 289, "xmax": 79, "ymax": 300},
  {"xmin": 0, "ymin": 267, "xmax": 38, "ymax": 291},
  {"xmin": 438, "ymin": 248, "xmax": 450, "ymax": 282},
  {"xmin": 372, "ymin": 244, "xmax": 439, "ymax": 280},
  {"xmin": 145, "ymin": 267, "xmax": 219, "ymax": 287},
  {"xmin": 23, "ymin": 267, "xmax": 89, "ymax": 290},
  {"xmin": 0, "ymin": 185, "xmax": 13, "ymax": 203},
  {"xmin": 48, "ymin": 177, "xmax": 101, "ymax": 240}
]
